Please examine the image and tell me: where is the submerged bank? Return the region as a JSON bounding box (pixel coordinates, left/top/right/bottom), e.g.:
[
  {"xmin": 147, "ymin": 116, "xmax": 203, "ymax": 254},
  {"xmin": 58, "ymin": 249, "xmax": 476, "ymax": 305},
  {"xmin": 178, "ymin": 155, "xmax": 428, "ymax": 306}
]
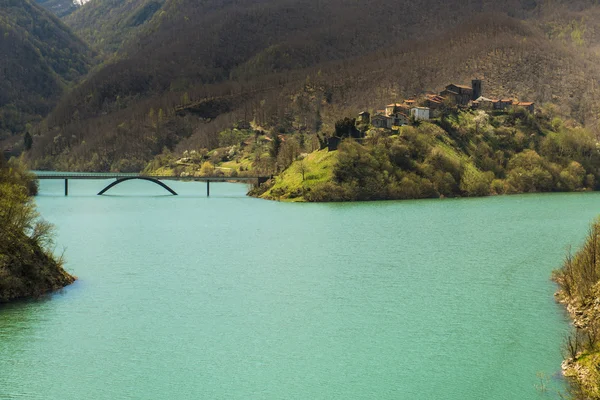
[
  {"xmin": 554, "ymin": 219, "xmax": 600, "ymax": 399},
  {"xmin": 0, "ymin": 159, "xmax": 75, "ymax": 302}
]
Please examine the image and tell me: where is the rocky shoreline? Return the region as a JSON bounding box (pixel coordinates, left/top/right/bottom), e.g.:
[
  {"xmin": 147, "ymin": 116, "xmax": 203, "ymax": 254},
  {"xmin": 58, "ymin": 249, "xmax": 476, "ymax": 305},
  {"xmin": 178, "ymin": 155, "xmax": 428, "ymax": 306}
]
[
  {"xmin": 553, "ymin": 223, "xmax": 600, "ymax": 399},
  {"xmin": 0, "ymin": 160, "xmax": 76, "ymax": 303},
  {"xmin": 0, "ymin": 228, "xmax": 76, "ymax": 303}
]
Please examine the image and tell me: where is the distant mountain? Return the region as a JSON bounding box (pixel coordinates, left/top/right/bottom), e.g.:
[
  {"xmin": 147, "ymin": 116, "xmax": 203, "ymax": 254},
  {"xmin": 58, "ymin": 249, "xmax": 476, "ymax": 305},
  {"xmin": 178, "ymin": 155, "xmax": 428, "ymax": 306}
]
[
  {"xmin": 64, "ymin": 0, "xmax": 166, "ymax": 54},
  {"xmin": 0, "ymin": 0, "xmax": 92, "ymax": 142},
  {"xmin": 35, "ymin": 0, "xmax": 80, "ymax": 17},
  {"xmin": 27, "ymin": 0, "xmax": 600, "ymax": 170}
]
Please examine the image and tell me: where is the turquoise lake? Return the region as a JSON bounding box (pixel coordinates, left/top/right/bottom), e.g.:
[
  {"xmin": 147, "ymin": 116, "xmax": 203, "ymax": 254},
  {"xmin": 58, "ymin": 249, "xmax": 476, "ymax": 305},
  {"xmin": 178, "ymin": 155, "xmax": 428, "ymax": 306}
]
[{"xmin": 2, "ymin": 178, "xmax": 597, "ymax": 399}]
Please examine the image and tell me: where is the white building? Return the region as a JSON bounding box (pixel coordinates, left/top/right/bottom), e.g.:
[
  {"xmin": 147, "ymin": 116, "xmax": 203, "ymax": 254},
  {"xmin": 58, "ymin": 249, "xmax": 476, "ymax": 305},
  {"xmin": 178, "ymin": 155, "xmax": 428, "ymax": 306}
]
[{"xmin": 410, "ymin": 107, "xmax": 430, "ymax": 121}]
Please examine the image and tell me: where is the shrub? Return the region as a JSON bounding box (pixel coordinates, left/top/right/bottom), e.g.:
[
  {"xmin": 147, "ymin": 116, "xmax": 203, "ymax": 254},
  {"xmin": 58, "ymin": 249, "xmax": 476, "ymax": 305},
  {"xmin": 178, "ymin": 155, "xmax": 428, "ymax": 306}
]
[
  {"xmin": 460, "ymin": 168, "xmax": 492, "ymax": 197},
  {"xmin": 305, "ymin": 182, "xmax": 354, "ymax": 202},
  {"xmin": 490, "ymin": 179, "xmax": 507, "ymax": 195}
]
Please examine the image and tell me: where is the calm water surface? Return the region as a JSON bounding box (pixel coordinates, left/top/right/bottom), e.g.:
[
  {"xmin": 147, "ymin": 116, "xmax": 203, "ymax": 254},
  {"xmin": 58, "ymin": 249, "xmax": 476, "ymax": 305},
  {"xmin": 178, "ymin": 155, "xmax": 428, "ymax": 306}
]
[{"xmin": 1, "ymin": 179, "xmax": 597, "ymax": 399}]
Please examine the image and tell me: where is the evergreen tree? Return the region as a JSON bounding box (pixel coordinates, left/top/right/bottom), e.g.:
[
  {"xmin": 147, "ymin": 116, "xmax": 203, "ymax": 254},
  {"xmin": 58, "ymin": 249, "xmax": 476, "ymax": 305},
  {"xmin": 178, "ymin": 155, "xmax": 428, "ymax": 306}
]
[
  {"xmin": 270, "ymin": 135, "xmax": 282, "ymax": 159},
  {"xmin": 24, "ymin": 132, "xmax": 33, "ymax": 151}
]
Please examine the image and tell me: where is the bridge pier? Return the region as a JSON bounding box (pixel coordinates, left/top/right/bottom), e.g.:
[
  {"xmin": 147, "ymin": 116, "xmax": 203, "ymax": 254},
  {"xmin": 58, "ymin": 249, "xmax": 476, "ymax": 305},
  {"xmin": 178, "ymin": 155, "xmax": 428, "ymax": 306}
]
[
  {"xmin": 207, "ymin": 180, "xmax": 210, "ymax": 197},
  {"xmin": 65, "ymin": 179, "xmax": 68, "ymax": 196}
]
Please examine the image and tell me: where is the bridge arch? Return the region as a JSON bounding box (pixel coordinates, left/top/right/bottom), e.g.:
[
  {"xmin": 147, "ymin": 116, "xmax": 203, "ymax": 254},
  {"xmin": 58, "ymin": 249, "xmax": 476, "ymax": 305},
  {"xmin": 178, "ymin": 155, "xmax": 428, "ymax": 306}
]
[{"xmin": 97, "ymin": 177, "xmax": 178, "ymax": 196}]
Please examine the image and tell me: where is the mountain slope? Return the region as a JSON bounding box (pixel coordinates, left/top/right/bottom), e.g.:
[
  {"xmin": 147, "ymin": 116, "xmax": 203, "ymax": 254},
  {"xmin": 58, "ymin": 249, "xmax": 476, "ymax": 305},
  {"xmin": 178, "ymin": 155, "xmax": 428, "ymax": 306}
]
[
  {"xmin": 46, "ymin": 0, "xmax": 553, "ymax": 129},
  {"xmin": 0, "ymin": 0, "xmax": 91, "ymax": 142},
  {"xmin": 64, "ymin": 0, "xmax": 165, "ymax": 54},
  {"xmin": 28, "ymin": 0, "xmax": 600, "ymax": 170},
  {"xmin": 67, "ymin": 0, "xmax": 543, "ymax": 77}
]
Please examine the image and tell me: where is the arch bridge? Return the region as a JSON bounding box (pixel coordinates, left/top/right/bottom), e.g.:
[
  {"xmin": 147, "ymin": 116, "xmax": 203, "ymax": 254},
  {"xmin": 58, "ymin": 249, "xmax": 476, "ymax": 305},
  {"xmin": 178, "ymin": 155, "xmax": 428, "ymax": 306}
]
[{"xmin": 33, "ymin": 173, "xmax": 270, "ymax": 196}]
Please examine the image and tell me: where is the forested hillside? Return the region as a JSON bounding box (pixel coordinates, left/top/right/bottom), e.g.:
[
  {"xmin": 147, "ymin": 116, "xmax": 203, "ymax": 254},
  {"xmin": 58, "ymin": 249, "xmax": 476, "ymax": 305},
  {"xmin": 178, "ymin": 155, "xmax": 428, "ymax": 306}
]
[
  {"xmin": 0, "ymin": 0, "xmax": 91, "ymax": 144},
  {"xmin": 20, "ymin": 0, "xmax": 600, "ymax": 171}
]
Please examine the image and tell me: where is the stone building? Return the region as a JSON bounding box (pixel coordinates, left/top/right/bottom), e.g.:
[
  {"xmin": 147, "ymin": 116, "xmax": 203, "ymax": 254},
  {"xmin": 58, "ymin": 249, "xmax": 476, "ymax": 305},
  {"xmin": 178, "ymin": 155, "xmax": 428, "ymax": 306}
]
[
  {"xmin": 371, "ymin": 114, "xmax": 393, "ymax": 129},
  {"xmin": 385, "ymin": 103, "xmax": 410, "ymax": 117},
  {"xmin": 515, "ymin": 102, "xmax": 535, "ymax": 113},
  {"xmin": 392, "ymin": 113, "xmax": 409, "ymax": 126},
  {"xmin": 440, "ymin": 80, "xmax": 483, "ymax": 106}
]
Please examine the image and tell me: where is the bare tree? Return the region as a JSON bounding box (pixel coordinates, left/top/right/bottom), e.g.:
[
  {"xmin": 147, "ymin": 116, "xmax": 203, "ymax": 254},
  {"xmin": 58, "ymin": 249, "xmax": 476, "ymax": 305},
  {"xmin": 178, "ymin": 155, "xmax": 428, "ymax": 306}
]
[{"xmin": 297, "ymin": 159, "xmax": 308, "ymax": 181}]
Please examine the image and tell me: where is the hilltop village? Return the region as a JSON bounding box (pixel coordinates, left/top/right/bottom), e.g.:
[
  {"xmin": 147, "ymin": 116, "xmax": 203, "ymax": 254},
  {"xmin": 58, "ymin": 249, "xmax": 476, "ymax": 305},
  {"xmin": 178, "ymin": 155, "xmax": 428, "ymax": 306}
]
[{"xmin": 358, "ymin": 80, "xmax": 535, "ymax": 129}]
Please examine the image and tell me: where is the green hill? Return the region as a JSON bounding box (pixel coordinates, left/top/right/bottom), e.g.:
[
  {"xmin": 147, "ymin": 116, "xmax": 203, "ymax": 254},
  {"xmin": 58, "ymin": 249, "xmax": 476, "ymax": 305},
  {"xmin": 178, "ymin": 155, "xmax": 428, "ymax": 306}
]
[
  {"xmin": 257, "ymin": 107, "xmax": 600, "ymax": 202},
  {"xmin": 0, "ymin": 0, "xmax": 91, "ymax": 143}
]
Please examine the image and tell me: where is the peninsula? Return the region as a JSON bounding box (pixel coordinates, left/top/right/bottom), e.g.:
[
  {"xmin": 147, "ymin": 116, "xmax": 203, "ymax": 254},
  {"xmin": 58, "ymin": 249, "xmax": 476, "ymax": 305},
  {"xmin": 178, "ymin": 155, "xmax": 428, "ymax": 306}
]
[
  {"xmin": 141, "ymin": 81, "xmax": 598, "ymax": 203},
  {"xmin": 0, "ymin": 158, "xmax": 75, "ymax": 302}
]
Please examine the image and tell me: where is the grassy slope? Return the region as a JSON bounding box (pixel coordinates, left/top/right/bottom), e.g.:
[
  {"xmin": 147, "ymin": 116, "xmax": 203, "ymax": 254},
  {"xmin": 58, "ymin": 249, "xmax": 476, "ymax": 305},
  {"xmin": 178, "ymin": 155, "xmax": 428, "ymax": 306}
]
[{"xmin": 260, "ymin": 150, "xmax": 336, "ymax": 202}]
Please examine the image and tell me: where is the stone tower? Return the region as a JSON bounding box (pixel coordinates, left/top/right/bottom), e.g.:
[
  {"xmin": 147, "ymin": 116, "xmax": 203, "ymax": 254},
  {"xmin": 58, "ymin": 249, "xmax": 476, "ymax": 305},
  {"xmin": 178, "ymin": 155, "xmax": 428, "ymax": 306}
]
[{"xmin": 472, "ymin": 79, "xmax": 482, "ymax": 100}]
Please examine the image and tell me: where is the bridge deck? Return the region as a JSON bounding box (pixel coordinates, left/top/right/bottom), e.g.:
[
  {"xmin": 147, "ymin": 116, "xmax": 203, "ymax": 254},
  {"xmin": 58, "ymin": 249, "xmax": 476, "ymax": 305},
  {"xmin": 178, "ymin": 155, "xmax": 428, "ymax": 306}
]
[
  {"xmin": 32, "ymin": 173, "xmax": 270, "ymax": 196},
  {"xmin": 33, "ymin": 174, "xmax": 265, "ymax": 182}
]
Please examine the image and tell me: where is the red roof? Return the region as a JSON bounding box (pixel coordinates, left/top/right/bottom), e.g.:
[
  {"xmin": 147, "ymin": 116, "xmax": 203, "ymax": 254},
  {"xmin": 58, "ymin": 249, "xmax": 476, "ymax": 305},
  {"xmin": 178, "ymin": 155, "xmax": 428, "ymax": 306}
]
[{"xmin": 517, "ymin": 102, "xmax": 534, "ymax": 106}]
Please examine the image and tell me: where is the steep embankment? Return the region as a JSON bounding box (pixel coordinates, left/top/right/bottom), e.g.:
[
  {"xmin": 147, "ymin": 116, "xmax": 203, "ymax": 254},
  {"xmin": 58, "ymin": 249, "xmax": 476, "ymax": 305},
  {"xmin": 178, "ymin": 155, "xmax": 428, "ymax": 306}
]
[
  {"xmin": 0, "ymin": 159, "xmax": 75, "ymax": 302},
  {"xmin": 0, "ymin": 0, "xmax": 91, "ymax": 143},
  {"xmin": 554, "ymin": 219, "xmax": 600, "ymax": 399},
  {"xmin": 28, "ymin": 0, "xmax": 600, "ymax": 172}
]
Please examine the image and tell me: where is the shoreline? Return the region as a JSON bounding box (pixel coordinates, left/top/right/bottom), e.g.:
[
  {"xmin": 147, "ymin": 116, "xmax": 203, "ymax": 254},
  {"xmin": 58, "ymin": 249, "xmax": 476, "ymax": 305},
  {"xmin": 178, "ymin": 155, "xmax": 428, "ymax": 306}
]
[
  {"xmin": 32, "ymin": 170, "xmax": 596, "ymax": 203},
  {"xmin": 553, "ymin": 219, "xmax": 600, "ymax": 399},
  {"xmin": 1, "ymin": 163, "xmax": 76, "ymax": 304}
]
